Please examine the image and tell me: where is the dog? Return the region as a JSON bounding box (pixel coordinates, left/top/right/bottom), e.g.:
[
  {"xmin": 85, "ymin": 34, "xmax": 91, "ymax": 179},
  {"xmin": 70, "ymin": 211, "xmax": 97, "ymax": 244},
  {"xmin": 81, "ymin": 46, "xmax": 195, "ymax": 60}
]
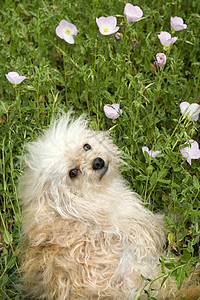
[{"xmin": 19, "ymin": 113, "xmax": 200, "ymax": 299}]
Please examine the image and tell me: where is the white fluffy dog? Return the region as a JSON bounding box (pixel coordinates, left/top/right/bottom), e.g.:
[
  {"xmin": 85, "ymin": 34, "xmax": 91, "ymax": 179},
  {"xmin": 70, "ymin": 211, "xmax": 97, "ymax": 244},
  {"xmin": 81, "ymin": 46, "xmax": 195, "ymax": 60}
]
[{"xmin": 19, "ymin": 113, "xmax": 200, "ymax": 299}]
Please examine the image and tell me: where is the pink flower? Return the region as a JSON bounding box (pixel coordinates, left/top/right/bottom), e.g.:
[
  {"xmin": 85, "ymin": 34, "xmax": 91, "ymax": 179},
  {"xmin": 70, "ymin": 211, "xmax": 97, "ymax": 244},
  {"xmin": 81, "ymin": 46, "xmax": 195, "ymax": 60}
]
[
  {"xmin": 96, "ymin": 16, "xmax": 119, "ymax": 35},
  {"xmin": 158, "ymin": 31, "xmax": 178, "ymax": 47},
  {"xmin": 104, "ymin": 104, "xmax": 122, "ymax": 119},
  {"xmin": 56, "ymin": 20, "xmax": 78, "ymax": 44},
  {"xmin": 5, "ymin": 72, "xmax": 27, "ymax": 84},
  {"xmin": 142, "ymin": 147, "xmax": 161, "ymax": 158},
  {"xmin": 156, "ymin": 53, "xmax": 166, "ymax": 67},
  {"xmin": 115, "ymin": 32, "xmax": 123, "ymax": 41},
  {"xmin": 180, "ymin": 140, "xmax": 200, "ymax": 165},
  {"xmin": 180, "ymin": 102, "xmax": 200, "ymax": 121},
  {"xmin": 124, "ymin": 3, "xmax": 143, "ymax": 22},
  {"xmin": 170, "ymin": 17, "xmax": 187, "ymax": 31}
]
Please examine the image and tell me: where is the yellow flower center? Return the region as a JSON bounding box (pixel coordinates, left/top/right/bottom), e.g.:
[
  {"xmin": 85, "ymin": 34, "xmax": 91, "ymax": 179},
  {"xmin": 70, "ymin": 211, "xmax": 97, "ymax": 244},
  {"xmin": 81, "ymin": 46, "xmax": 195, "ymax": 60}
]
[
  {"xmin": 103, "ymin": 27, "xmax": 109, "ymax": 33},
  {"xmin": 65, "ymin": 29, "xmax": 71, "ymax": 35}
]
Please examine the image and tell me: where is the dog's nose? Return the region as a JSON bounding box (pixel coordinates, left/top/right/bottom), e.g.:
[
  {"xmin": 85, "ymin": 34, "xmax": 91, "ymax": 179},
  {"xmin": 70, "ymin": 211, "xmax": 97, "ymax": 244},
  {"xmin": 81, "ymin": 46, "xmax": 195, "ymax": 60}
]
[{"xmin": 92, "ymin": 157, "xmax": 105, "ymax": 170}]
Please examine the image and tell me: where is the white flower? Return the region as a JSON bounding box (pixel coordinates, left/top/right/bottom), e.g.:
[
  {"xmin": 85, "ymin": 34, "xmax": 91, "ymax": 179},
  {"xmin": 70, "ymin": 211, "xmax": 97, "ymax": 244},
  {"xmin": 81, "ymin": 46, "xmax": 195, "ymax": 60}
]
[
  {"xmin": 104, "ymin": 103, "xmax": 122, "ymax": 119},
  {"xmin": 180, "ymin": 140, "xmax": 200, "ymax": 165},
  {"xmin": 56, "ymin": 20, "xmax": 78, "ymax": 44},
  {"xmin": 5, "ymin": 72, "xmax": 27, "ymax": 84},
  {"xmin": 158, "ymin": 31, "xmax": 178, "ymax": 47},
  {"xmin": 96, "ymin": 16, "xmax": 119, "ymax": 35},
  {"xmin": 142, "ymin": 147, "xmax": 161, "ymax": 158},
  {"xmin": 170, "ymin": 17, "xmax": 187, "ymax": 31},
  {"xmin": 124, "ymin": 3, "xmax": 143, "ymax": 22},
  {"xmin": 180, "ymin": 102, "xmax": 200, "ymax": 121}
]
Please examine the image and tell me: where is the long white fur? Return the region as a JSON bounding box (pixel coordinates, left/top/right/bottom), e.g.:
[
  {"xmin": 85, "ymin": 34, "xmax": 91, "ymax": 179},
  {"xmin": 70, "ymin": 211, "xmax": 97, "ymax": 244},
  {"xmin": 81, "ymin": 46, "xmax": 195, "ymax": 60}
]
[{"xmin": 18, "ymin": 113, "xmax": 200, "ymax": 300}]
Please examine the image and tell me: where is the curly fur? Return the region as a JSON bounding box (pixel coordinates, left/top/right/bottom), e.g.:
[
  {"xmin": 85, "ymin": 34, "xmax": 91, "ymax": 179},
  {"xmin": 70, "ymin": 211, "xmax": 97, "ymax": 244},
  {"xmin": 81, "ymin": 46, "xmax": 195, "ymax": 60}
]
[{"xmin": 18, "ymin": 113, "xmax": 200, "ymax": 299}]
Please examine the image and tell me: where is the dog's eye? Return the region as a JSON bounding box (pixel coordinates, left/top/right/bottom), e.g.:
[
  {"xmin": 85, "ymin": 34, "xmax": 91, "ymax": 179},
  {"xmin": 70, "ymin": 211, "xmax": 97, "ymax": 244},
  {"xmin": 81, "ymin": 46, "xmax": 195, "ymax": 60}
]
[
  {"xmin": 83, "ymin": 144, "xmax": 91, "ymax": 151},
  {"xmin": 69, "ymin": 169, "xmax": 78, "ymax": 179}
]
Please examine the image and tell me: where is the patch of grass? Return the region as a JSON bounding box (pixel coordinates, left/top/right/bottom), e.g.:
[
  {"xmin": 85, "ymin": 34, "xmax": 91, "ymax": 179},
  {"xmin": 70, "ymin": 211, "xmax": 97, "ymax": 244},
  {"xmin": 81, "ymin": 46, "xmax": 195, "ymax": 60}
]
[{"xmin": 0, "ymin": 0, "xmax": 199, "ymax": 298}]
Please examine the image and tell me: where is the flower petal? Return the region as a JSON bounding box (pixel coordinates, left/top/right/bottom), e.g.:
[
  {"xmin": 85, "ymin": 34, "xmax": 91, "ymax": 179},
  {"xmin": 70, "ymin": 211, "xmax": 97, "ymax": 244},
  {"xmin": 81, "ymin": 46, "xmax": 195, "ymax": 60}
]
[
  {"xmin": 156, "ymin": 53, "xmax": 166, "ymax": 66},
  {"xmin": 67, "ymin": 23, "xmax": 78, "ymax": 35},
  {"xmin": 99, "ymin": 26, "xmax": 119, "ymax": 35},
  {"xmin": 186, "ymin": 156, "xmax": 192, "ymax": 165},
  {"xmin": 151, "ymin": 150, "xmax": 161, "ymax": 158},
  {"xmin": 124, "ymin": 3, "xmax": 143, "ymax": 22},
  {"xmin": 171, "ymin": 37, "xmax": 178, "ymax": 44},
  {"xmin": 56, "ymin": 20, "xmax": 78, "ymax": 43},
  {"xmin": 112, "ymin": 103, "xmax": 122, "ymax": 114},
  {"xmin": 115, "ymin": 32, "xmax": 123, "ymax": 41},
  {"xmin": 190, "ymin": 141, "xmax": 200, "ymax": 158},
  {"xmin": 180, "ymin": 140, "xmax": 200, "ymax": 164},
  {"xmin": 180, "ymin": 148, "xmax": 188, "ymax": 159},
  {"xmin": 96, "ymin": 17, "xmax": 99, "ymax": 26},
  {"xmin": 56, "ymin": 25, "xmax": 65, "ymax": 39},
  {"xmin": 142, "ymin": 147, "xmax": 150, "ymax": 155},
  {"xmin": 96, "ymin": 16, "xmax": 119, "ymax": 35},
  {"xmin": 104, "ymin": 103, "xmax": 122, "ymax": 119},
  {"xmin": 158, "ymin": 31, "xmax": 171, "ymax": 44},
  {"xmin": 180, "ymin": 102, "xmax": 190, "ymax": 115},
  {"xmin": 63, "ymin": 35, "xmax": 75, "ymax": 44},
  {"xmin": 189, "ymin": 103, "xmax": 200, "ymax": 121},
  {"xmin": 158, "ymin": 31, "xmax": 178, "ymax": 46},
  {"xmin": 170, "ymin": 16, "xmax": 187, "ymax": 31},
  {"xmin": 142, "ymin": 147, "xmax": 161, "ymax": 158},
  {"xmin": 105, "ymin": 16, "xmax": 117, "ymax": 28},
  {"xmin": 180, "ymin": 102, "xmax": 200, "ymax": 121},
  {"xmin": 5, "ymin": 72, "xmax": 27, "ymax": 84}
]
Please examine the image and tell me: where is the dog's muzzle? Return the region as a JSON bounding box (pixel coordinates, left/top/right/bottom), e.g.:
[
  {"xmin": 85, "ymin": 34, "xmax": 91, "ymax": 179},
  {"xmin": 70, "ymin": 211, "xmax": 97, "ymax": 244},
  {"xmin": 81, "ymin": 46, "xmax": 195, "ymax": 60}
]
[
  {"xmin": 92, "ymin": 157, "xmax": 108, "ymax": 178},
  {"xmin": 92, "ymin": 157, "xmax": 105, "ymax": 170}
]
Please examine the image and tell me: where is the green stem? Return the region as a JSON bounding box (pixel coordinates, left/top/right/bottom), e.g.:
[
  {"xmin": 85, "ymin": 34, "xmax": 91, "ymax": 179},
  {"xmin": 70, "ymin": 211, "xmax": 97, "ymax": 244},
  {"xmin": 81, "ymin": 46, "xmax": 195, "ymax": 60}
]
[
  {"xmin": 37, "ymin": 8, "xmax": 41, "ymax": 59},
  {"xmin": 183, "ymin": 189, "xmax": 199, "ymax": 224},
  {"xmin": 135, "ymin": 260, "xmax": 195, "ymax": 299},
  {"xmin": 146, "ymin": 116, "xmax": 183, "ymax": 202},
  {"xmin": 63, "ymin": 56, "xmax": 68, "ymax": 105},
  {"xmin": 48, "ymin": 40, "xmax": 81, "ymax": 70},
  {"xmin": 16, "ymin": 88, "xmax": 21, "ymax": 119},
  {"xmin": 150, "ymin": 66, "xmax": 165, "ymax": 124}
]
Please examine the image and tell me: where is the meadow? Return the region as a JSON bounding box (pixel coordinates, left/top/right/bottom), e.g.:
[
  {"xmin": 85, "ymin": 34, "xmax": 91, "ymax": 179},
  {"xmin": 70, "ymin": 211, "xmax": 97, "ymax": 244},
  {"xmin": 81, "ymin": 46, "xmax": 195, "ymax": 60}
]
[{"xmin": 0, "ymin": 0, "xmax": 199, "ymax": 299}]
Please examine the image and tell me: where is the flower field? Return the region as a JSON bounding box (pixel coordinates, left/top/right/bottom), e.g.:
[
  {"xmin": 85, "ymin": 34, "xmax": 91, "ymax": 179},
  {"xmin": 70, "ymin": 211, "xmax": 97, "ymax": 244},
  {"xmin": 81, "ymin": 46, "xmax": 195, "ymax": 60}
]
[{"xmin": 0, "ymin": 0, "xmax": 199, "ymax": 298}]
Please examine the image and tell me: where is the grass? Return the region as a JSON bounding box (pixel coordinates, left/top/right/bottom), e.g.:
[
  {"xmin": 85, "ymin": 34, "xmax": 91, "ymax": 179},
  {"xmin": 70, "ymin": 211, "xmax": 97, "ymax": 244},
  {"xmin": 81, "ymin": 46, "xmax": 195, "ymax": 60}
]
[{"xmin": 0, "ymin": 0, "xmax": 199, "ymax": 298}]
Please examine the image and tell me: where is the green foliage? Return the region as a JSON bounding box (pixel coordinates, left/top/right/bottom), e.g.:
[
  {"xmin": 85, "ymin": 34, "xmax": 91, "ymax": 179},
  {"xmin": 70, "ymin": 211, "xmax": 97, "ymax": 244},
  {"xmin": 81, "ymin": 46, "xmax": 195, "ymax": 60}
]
[{"xmin": 0, "ymin": 0, "xmax": 199, "ymax": 298}]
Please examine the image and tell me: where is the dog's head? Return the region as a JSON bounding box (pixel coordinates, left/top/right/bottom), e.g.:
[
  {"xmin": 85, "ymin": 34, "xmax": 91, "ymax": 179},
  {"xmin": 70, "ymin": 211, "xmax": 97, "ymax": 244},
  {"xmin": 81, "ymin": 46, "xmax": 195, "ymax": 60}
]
[{"xmin": 20, "ymin": 113, "xmax": 123, "ymax": 221}]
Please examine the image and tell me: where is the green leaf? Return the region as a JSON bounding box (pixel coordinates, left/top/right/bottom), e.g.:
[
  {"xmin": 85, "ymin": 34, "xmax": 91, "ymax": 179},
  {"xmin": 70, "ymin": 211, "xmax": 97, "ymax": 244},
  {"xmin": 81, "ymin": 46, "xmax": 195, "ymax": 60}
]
[
  {"xmin": 168, "ymin": 232, "xmax": 175, "ymax": 244},
  {"xmin": 193, "ymin": 175, "xmax": 200, "ymax": 190},
  {"xmin": 7, "ymin": 255, "xmax": 16, "ymax": 269},
  {"xmin": 160, "ymin": 275, "xmax": 169, "ymax": 288},
  {"xmin": 0, "ymin": 100, "xmax": 9, "ymax": 113},
  {"xmin": 176, "ymin": 267, "xmax": 185, "ymax": 289},
  {"xmin": 150, "ymin": 171, "xmax": 157, "ymax": 186},
  {"xmin": 165, "ymin": 261, "xmax": 176, "ymax": 270},
  {"xmin": 3, "ymin": 229, "xmax": 13, "ymax": 245},
  {"xmin": 158, "ymin": 179, "xmax": 171, "ymax": 184},
  {"xmin": 181, "ymin": 249, "xmax": 191, "ymax": 263}
]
